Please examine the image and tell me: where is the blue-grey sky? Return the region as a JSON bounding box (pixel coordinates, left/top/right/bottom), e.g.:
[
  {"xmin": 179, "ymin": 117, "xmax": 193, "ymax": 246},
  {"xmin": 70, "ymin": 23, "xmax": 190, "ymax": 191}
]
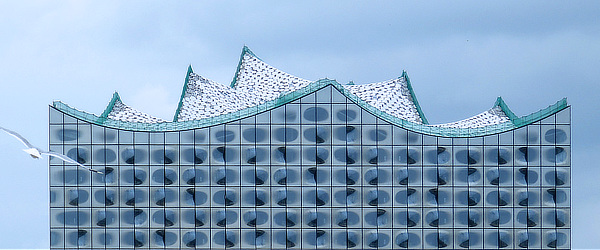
[{"xmin": 0, "ymin": 1, "xmax": 598, "ymax": 249}]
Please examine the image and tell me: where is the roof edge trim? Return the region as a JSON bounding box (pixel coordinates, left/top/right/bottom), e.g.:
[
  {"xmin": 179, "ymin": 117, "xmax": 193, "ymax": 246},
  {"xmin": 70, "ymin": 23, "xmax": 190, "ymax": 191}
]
[
  {"xmin": 494, "ymin": 96, "xmax": 518, "ymax": 122},
  {"xmin": 100, "ymin": 92, "xmax": 121, "ymax": 119},
  {"xmin": 51, "ymin": 79, "xmax": 568, "ymax": 137},
  {"xmin": 173, "ymin": 65, "xmax": 194, "ymax": 122},
  {"xmin": 230, "ymin": 46, "xmax": 259, "ymax": 88},
  {"xmin": 402, "ymin": 71, "xmax": 429, "ymax": 124}
]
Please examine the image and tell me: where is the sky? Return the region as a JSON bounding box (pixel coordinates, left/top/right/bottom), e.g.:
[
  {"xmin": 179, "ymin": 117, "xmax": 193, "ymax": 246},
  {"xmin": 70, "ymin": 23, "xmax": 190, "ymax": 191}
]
[{"xmin": 0, "ymin": 1, "xmax": 598, "ymax": 249}]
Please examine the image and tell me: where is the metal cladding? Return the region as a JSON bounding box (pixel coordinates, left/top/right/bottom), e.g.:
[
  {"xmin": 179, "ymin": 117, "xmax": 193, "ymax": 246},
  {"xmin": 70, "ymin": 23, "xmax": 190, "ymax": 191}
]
[{"xmin": 49, "ymin": 47, "xmax": 570, "ymax": 249}]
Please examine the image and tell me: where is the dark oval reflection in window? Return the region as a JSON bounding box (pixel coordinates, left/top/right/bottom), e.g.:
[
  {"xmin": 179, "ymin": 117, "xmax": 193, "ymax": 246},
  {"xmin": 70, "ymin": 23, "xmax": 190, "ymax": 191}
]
[
  {"xmin": 457, "ymin": 231, "xmax": 480, "ymax": 248},
  {"xmin": 94, "ymin": 189, "xmax": 116, "ymax": 206},
  {"xmin": 305, "ymin": 189, "xmax": 329, "ymax": 206},
  {"xmin": 214, "ymin": 212, "xmax": 238, "ymax": 227},
  {"xmin": 95, "ymin": 149, "xmax": 116, "ymax": 163},
  {"xmin": 274, "ymin": 128, "xmax": 298, "ymax": 142},
  {"xmin": 273, "ymin": 211, "xmax": 298, "ymax": 227},
  {"xmin": 334, "ymin": 188, "xmax": 359, "ymax": 205},
  {"xmin": 182, "ymin": 169, "xmax": 206, "ymax": 185},
  {"xmin": 123, "ymin": 209, "xmax": 147, "ymax": 226},
  {"xmin": 367, "ymin": 148, "xmax": 389, "ymax": 164},
  {"xmin": 215, "ymin": 130, "xmax": 235, "ymax": 142},
  {"xmin": 367, "ymin": 232, "xmax": 390, "ymax": 248},
  {"xmin": 488, "ymin": 209, "xmax": 512, "ymax": 227},
  {"xmin": 303, "ymin": 127, "xmax": 329, "ymax": 143},
  {"xmin": 304, "ymin": 107, "xmax": 329, "ymax": 122},
  {"xmin": 396, "ymin": 210, "xmax": 420, "ymax": 227},
  {"xmin": 122, "ymin": 230, "xmax": 146, "ymax": 247},
  {"xmin": 304, "ymin": 147, "xmax": 329, "ymax": 164},
  {"xmin": 426, "ymin": 147, "xmax": 450, "ymax": 164},
  {"xmin": 546, "ymin": 147, "xmax": 567, "ymax": 163},
  {"xmin": 213, "ymin": 168, "xmax": 237, "ymax": 185},
  {"xmin": 487, "ymin": 168, "xmax": 511, "ymax": 185},
  {"xmin": 305, "ymin": 211, "xmax": 329, "ymax": 227},
  {"xmin": 213, "ymin": 190, "xmax": 237, "ymax": 206},
  {"xmin": 152, "ymin": 210, "xmax": 177, "ymax": 227},
  {"xmin": 183, "ymin": 231, "xmax": 208, "ymax": 248},
  {"xmin": 67, "ymin": 148, "xmax": 88, "ymax": 165},
  {"xmin": 364, "ymin": 168, "xmax": 390, "ymax": 185},
  {"xmin": 244, "ymin": 148, "xmax": 268, "ymax": 164},
  {"xmin": 273, "ymin": 168, "xmax": 298, "ymax": 185},
  {"xmin": 487, "ymin": 148, "xmax": 511, "ymax": 165},
  {"xmin": 242, "ymin": 128, "xmax": 266, "ymax": 143},
  {"xmin": 122, "ymin": 169, "xmax": 147, "ymax": 185},
  {"xmin": 455, "ymin": 149, "xmax": 480, "ymax": 165},
  {"xmin": 336, "ymin": 109, "xmax": 357, "ymax": 122},
  {"xmin": 152, "ymin": 230, "xmax": 177, "ymax": 247},
  {"xmin": 182, "ymin": 209, "xmax": 207, "ymax": 227},
  {"xmin": 306, "ymin": 230, "xmax": 327, "ymax": 246},
  {"xmin": 152, "ymin": 149, "xmax": 176, "ymax": 164},
  {"xmin": 425, "ymin": 168, "xmax": 450, "ymax": 185},
  {"xmin": 545, "ymin": 171, "xmax": 568, "ymax": 186},
  {"xmin": 123, "ymin": 189, "xmax": 147, "ymax": 206},
  {"xmin": 273, "ymin": 146, "xmax": 298, "ymax": 163},
  {"xmin": 397, "ymin": 148, "xmax": 419, "ymax": 164},
  {"xmin": 455, "ymin": 167, "xmax": 480, "ymax": 184},
  {"xmin": 396, "ymin": 188, "xmax": 419, "ymax": 205},
  {"xmin": 335, "ymin": 231, "xmax": 359, "ymax": 248},
  {"xmin": 456, "ymin": 190, "xmax": 481, "ymax": 206},
  {"xmin": 456, "ymin": 210, "xmax": 481, "ymax": 227},
  {"xmin": 334, "ymin": 210, "xmax": 360, "ymax": 227},
  {"xmin": 516, "ymin": 168, "xmax": 538, "ymax": 185},
  {"xmin": 486, "ymin": 191, "xmax": 511, "ymax": 206},
  {"xmin": 516, "ymin": 147, "xmax": 538, "ymax": 163},
  {"xmin": 364, "ymin": 209, "xmax": 390, "ymax": 227},
  {"xmin": 182, "ymin": 148, "xmax": 207, "ymax": 164},
  {"xmin": 243, "ymin": 190, "xmax": 268, "ymax": 206},
  {"xmin": 516, "ymin": 209, "xmax": 539, "ymax": 227},
  {"xmin": 368, "ymin": 129, "xmax": 387, "ymax": 142},
  {"xmin": 545, "ymin": 129, "xmax": 567, "ymax": 143},
  {"xmin": 334, "ymin": 147, "xmax": 359, "ymax": 164},
  {"xmin": 57, "ymin": 129, "xmax": 79, "ymax": 141},
  {"xmin": 95, "ymin": 210, "xmax": 116, "ymax": 227},
  {"xmin": 213, "ymin": 230, "xmax": 237, "ymax": 247},
  {"xmin": 152, "ymin": 168, "xmax": 177, "ymax": 185},
  {"xmin": 425, "ymin": 210, "xmax": 451, "ymax": 227},
  {"xmin": 184, "ymin": 188, "xmax": 208, "ymax": 206},
  {"xmin": 153, "ymin": 188, "xmax": 176, "ymax": 206},
  {"xmin": 243, "ymin": 169, "xmax": 269, "ymax": 185},
  {"xmin": 212, "ymin": 147, "xmax": 236, "ymax": 163},
  {"xmin": 486, "ymin": 231, "xmax": 511, "ymax": 249},
  {"xmin": 396, "ymin": 232, "xmax": 420, "ymax": 248},
  {"xmin": 121, "ymin": 148, "xmax": 147, "ymax": 164},
  {"xmin": 334, "ymin": 169, "xmax": 360, "ymax": 185},
  {"xmin": 335, "ymin": 126, "xmax": 359, "ymax": 142},
  {"xmin": 366, "ymin": 190, "xmax": 390, "ymax": 206},
  {"xmin": 274, "ymin": 189, "xmax": 298, "ymax": 206}
]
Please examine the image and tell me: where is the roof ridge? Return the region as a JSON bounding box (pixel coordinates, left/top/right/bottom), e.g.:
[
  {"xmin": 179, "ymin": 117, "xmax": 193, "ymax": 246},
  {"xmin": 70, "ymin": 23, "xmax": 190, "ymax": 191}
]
[
  {"xmin": 230, "ymin": 45, "xmax": 260, "ymax": 88},
  {"xmin": 493, "ymin": 96, "xmax": 518, "ymax": 122},
  {"xmin": 100, "ymin": 92, "xmax": 122, "ymax": 119},
  {"xmin": 173, "ymin": 65, "xmax": 194, "ymax": 122},
  {"xmin": 402, "ymin": 71, "xmax": 429, "ymax": 124}
]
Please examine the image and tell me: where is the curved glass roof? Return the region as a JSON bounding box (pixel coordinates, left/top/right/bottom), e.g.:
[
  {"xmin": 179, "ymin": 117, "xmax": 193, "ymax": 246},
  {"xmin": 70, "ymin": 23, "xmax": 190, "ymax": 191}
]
[{"xmin": 52, "ymin": 47, "xmax": 568, "ymax": 137}]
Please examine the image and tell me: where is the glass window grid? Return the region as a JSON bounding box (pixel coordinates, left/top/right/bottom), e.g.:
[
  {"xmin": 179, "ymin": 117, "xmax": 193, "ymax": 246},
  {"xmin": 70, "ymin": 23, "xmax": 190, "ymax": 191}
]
[{"xmin": 49, "ymin": 93, "xmax": 571, "ymax": 249}]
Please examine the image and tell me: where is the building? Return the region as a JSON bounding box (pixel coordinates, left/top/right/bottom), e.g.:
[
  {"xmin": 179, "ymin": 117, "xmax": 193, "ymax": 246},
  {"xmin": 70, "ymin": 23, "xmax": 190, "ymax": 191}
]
[{"xmin": 49, "ymin": 47, "xmax": 570, "ymax": 249}]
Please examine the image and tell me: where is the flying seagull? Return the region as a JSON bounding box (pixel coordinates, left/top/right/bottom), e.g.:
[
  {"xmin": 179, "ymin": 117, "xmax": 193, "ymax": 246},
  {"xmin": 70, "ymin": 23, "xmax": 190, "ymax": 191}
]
[{"xmin": 0, "ymin": 125, "xmax": 102, "ymax": 174}]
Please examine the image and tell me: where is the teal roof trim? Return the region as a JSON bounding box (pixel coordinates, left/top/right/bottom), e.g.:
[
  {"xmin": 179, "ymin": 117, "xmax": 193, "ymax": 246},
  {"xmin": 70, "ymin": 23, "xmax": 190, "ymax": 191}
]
[
  {"xmin": 494, "ymin": 96, "xmax": 518, "ymax": 122},
  {"xmin": 173, "ymin": 65, "xmax": 194, "ymax": 122},
  {"xmin": 402, "ymin": 71, "xmax": 429, "ymax": 124},
  {"xmin": 99, "ymin": 92, "xmax": 121, "ymax": 119},
  {"xmin": 230, "ymin": 46, "xmax": 259, "ymax": 88},
  {"xmin": 52, "ymin": 79, "xmax": 568, "ymax": 137}
]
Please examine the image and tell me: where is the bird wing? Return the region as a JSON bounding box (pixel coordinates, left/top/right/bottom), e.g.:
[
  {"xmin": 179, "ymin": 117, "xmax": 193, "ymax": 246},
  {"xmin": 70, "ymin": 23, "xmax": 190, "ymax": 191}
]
[
  {"xmin": 41, "ymin": 150, "xmax": 103, "ymax": 174},
  {"xmin": 0, "ymin": 125, "xmax": 35, "ymax": 148}
]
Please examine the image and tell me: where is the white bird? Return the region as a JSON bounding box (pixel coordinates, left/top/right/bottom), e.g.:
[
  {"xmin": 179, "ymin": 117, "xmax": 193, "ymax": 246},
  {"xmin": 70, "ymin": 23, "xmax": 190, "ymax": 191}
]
[{"xmin": 0, "ymin": 125, "xmax": 102, "ymax": 174}]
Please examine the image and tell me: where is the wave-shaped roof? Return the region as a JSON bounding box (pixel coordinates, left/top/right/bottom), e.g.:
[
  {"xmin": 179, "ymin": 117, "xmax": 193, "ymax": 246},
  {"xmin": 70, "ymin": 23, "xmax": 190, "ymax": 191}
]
[{"xmin": 52, "ymin": 46, "xmax": 568, "ymax": 136}]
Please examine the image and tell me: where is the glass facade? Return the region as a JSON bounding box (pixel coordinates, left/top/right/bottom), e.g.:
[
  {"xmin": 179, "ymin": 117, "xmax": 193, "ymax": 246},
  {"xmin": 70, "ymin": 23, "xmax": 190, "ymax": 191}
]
[{"xmin": 49, "ymin": 85, "xmax": 570, "ymax": 249}]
